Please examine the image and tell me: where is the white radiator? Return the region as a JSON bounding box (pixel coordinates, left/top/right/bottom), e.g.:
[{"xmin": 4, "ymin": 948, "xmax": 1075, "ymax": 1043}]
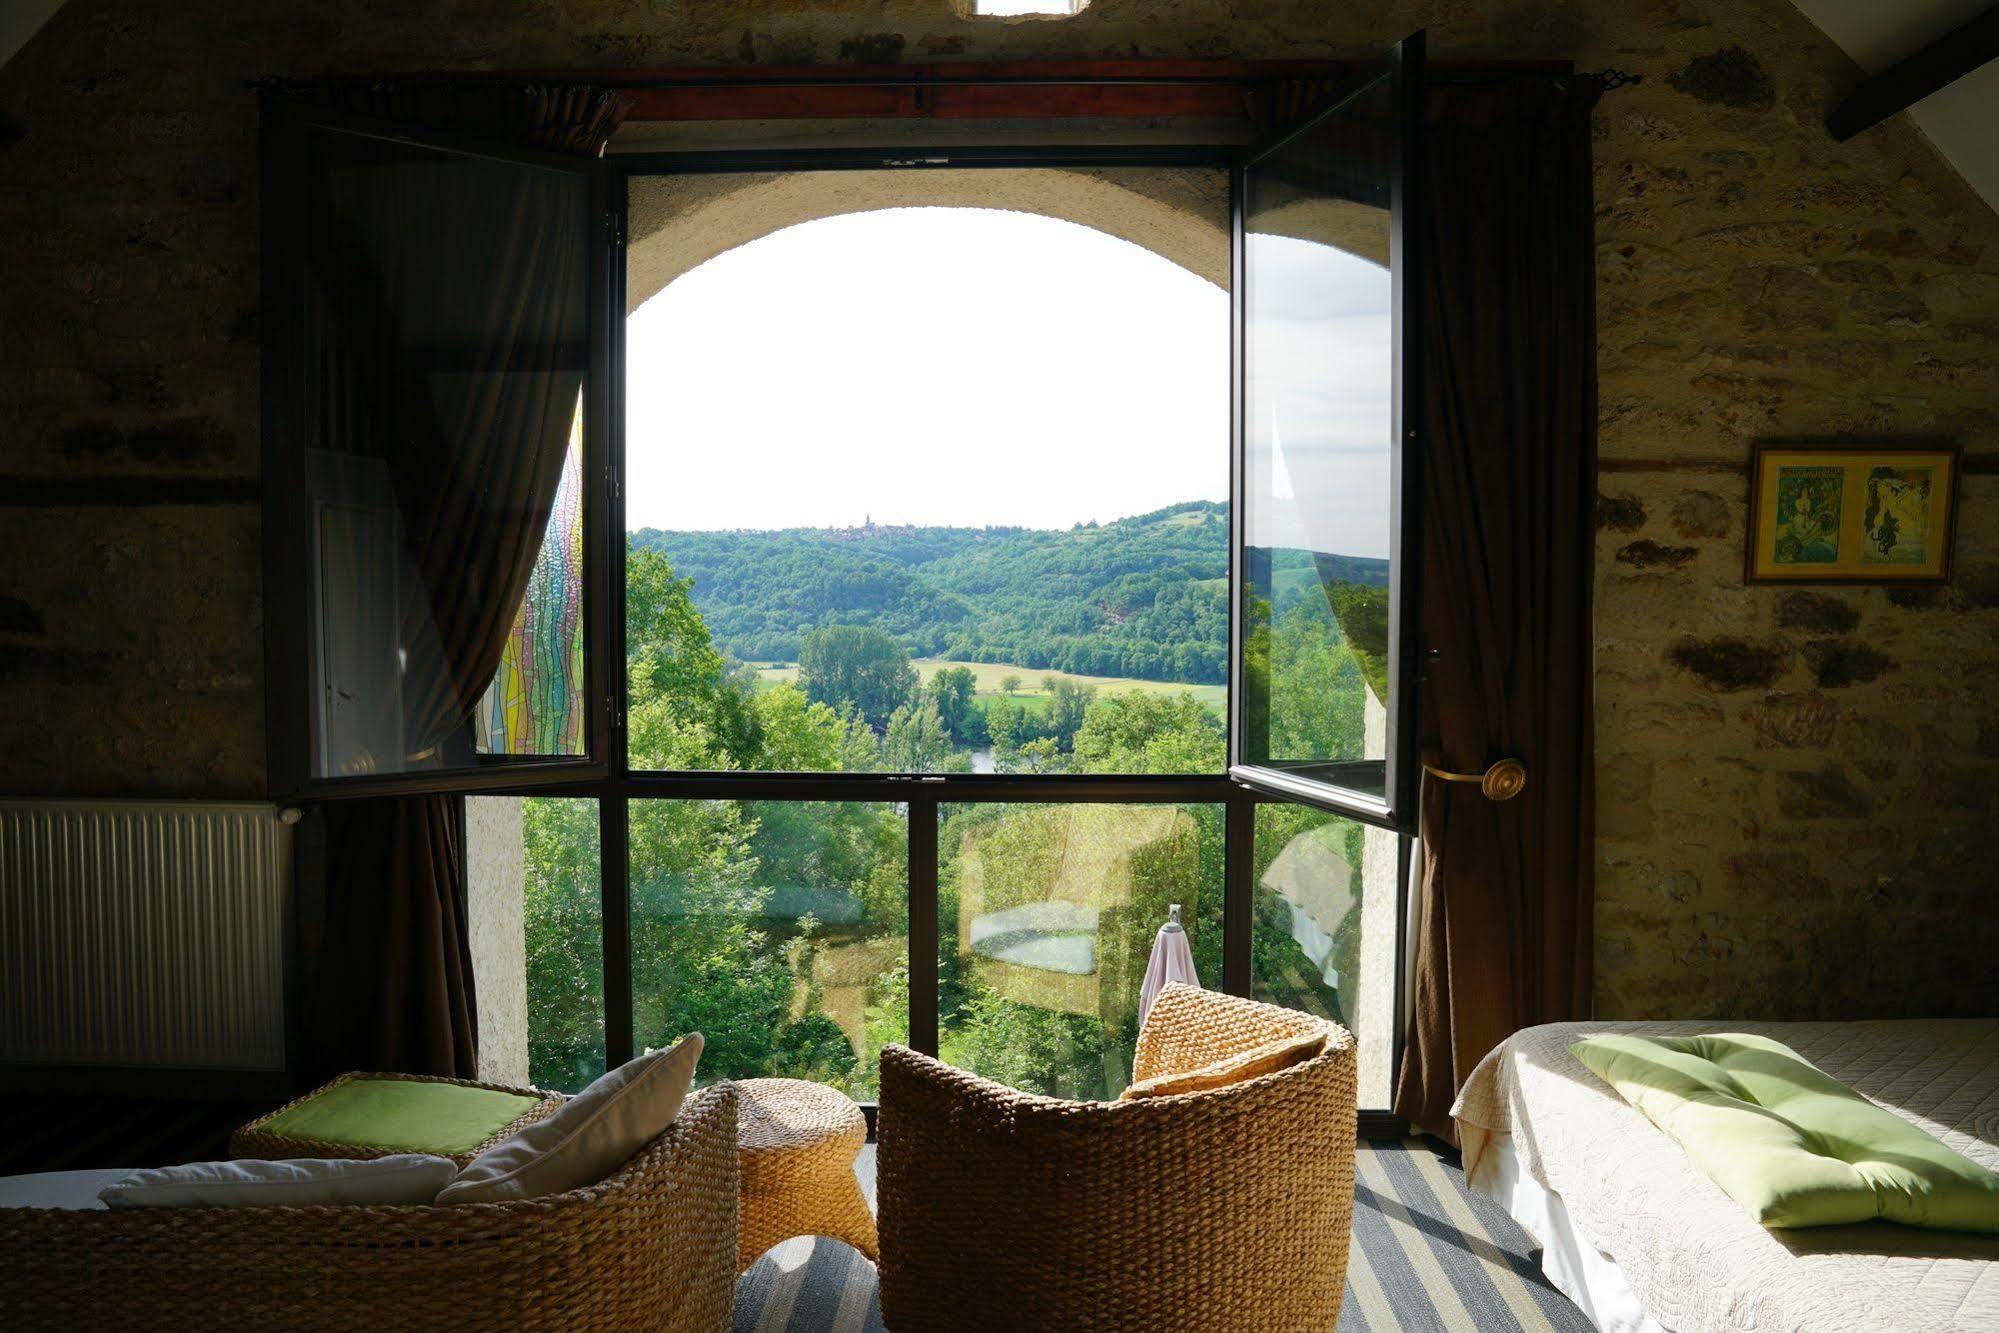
[{"xmin": 0, "ymin": 799, "xmax": 291, "ymax": 1071}]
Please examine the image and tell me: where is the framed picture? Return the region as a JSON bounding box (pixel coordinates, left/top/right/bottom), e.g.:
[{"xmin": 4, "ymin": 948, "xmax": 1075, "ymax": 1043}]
[{"xmin": 1746, "ymin": 445, "xmax": 1959, "ymax": 584}]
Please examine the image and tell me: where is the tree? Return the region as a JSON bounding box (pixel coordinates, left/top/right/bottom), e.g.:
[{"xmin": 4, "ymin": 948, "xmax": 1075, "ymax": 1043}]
[
  {"xmin": 628, "ymin": 499, "xmax": 1238, "ymax": 685},
  {"xmin": 925, "ymin": 665, "xmax": 984, "ymax": 745},
  {"xmin": 534, "ymin": 527, "xmax": 1328, "ymax": 1105},
  {"xmin": 798, "ymin": 625, "xmax": 917, "ymax": 730},
  {"xmin": 625, "ymin": 547, "xmax": 760, "ymax": 769},
  {"xmin": 985, "ymin": 695, "xmax": 1028, "ymax": 761},
  {"xmin": 526, "ymin": 543, "xmax": 916, "ymax": 1097},
  {"xmin": 882, "ymin": 699, "xmax": 969, "ymax": 774},
  {"xmin": 522, "ymin": 796, "xmax": 606, "ymax": 1093},
  {"xmin": 748, "ymin": 683, "xmax": 853, "ymax": 773},
  {"xmin": 999, "ymin": 736, "xmax": 1066, "ymax": 775},
  {"xmin": 1043, "ymin": 678, "xmax": 1096, "ymax": 752},
  {"xmin": 1327, "ymin": 582, "xmax": 1390, "ymax": 702},
  {"xmin": 1268, "ymin": 599, "xmax": 1367, "ymax": 764},
  {"xmin": 1073, "ymin": 691, "xmax": 1224, "ymax": 775}
]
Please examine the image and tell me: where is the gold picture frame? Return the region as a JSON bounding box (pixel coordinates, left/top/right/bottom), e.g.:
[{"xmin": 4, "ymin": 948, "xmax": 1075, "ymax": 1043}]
[{"xmin": 1746, "ymin": 445, "xmax": 1959, "ymax": 584}]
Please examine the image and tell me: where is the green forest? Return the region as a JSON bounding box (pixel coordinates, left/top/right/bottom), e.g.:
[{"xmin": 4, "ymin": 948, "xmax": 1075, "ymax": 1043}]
[
  {"xmin": 630, "ymin": 500, "xmax": 1376, "ymax": 686},
  {"xmin": 521, "ymin": 526, "xmax": 1383, "ymax": 1101}
]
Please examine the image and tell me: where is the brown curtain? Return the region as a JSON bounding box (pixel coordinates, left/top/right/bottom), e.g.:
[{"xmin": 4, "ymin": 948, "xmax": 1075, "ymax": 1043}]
[
  {"xmin": 301, "ymin": 797, "xmax": 477, "ymax": 1078},
  {"xmin": 1393, "ymin": 73, "xmax": 1601, "ymax": 1140},
  {"xmin": 296, "ymin": 85, "xmax": 625, "ymax": 1081},
  {"xmin": 302, "ymin": 85, "xmax": 623, "ymax": 761}
]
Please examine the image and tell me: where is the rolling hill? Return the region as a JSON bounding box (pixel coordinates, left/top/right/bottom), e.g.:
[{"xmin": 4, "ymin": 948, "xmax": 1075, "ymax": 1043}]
[{"xmin": 631, "ymin": 500, "xmax": 1386, "ymax": 686}]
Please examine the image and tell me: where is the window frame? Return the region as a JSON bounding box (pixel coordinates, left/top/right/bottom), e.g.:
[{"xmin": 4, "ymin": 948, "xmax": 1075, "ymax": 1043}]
[
  {"xmin": 260, "ymin": 99, "xmax": 617, "ymax": 802},
  {"xmin": 1226, "ymin": 33, "xmax": 1427, "ymax": 832},
  {"xmin": 589, "ymin": 142, "xmax": 1414, "ymax": 1124},
  {"xmin": 602, "ymin": 143, "xmax": 1265, "ymax": 1102},
  {"xmin": 262, "ymin": 64, "xmax": 1432, "ymax": 1128}
]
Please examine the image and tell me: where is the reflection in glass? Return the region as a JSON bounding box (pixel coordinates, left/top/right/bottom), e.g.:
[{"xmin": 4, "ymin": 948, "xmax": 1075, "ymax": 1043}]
[
  {"xmin": 298, "ymin": 126, "xmax": 590, "ymax": 779},
  {"xmin": 1241, "ymin": 76, "xmax": 1398, "ymax": 797},
  {"xmin": 940, "ymin": 802, "xmax": 1222, "ymax": 1099},
  {"xmin": 629, "ymin": 801, "xmax": 907, "ymax": 1100},
  {"xmin": 1251, "ymin": 802, "xmax": 1397, "ymax": 1108}
]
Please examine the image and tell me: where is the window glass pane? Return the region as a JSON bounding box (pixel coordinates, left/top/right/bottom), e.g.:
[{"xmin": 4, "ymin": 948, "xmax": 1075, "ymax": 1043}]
[
  {"xmin": 939, "ymin": 802, "xmax": 1222, "ymax": 1099},
  {"xmin": 470, "ymin": 795, "xmax": 603, "ymax": 1095},
  {"xmin": 475, "ymin": 413, "xmax": 587, "ymax": 757},
  {"xmin": 1251, "ymin": 802, "xmax": 1399, "ymax": 1108},
  {"xmin": 297, "ymin": 125, "xmax": 591, "ymax": 780},
  {"xmin": 630, "ymin": 800, "xmax": 907, "ymax": 1100},
  {"xmin": 624, "ymin": 172, "xmax": 1228, "ymax": 776},
  {"xmin": 1241, "ymin": 77, "xmax": 1397, "ymax": 798},
  {"xmin": 975, "ymin": 0, "xmax": 1085, "ymax": 13}
]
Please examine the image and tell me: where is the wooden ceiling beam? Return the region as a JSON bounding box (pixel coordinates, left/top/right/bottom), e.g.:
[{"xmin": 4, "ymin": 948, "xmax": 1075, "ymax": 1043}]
[
  {"xmin": 622, "ymin": 80, "xmax": 1250, "ymax": 122},
  {"xmin": 1827, "ymin": 2, "xmax": 1999, "ymax": 142}
]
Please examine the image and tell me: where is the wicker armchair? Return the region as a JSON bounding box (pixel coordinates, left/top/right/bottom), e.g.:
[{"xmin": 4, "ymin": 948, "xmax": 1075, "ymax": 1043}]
[
  {"xmin": 877, "ymin": 986, "xmax": 1357, "ymax": 1333},
  {"xmin": 0, "ymin": 1083, "xmax": 740, "ymax": 1332}
]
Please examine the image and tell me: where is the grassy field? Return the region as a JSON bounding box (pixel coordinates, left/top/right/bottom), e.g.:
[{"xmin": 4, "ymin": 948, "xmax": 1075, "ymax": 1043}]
[{"xmin": 752, "ymin": 658, "xmax": 1226, "ymax": 714}]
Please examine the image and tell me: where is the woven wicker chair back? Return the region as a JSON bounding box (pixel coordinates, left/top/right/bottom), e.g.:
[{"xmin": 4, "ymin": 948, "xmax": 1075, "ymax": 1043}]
[
  {"xmin": 0, "ymin": 1083, "xmax": 742, "ymax": 1332},
  {"xmin": 877, "ymin": 986, "xmax": 1358, "ymax": 1332}
]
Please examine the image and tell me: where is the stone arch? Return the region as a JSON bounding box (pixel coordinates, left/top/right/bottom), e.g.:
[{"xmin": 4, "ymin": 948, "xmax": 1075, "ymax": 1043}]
[
  {"xmin": 626, "ymin": 165, "xmax": 1231, "ymax": 313},
  {"xmin": 1251, "ymin": 196, "xmax": 1389, "ymax": 270}
]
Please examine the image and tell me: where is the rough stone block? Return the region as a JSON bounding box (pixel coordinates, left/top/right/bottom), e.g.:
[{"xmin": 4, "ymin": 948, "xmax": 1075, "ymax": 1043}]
[{"xmin": 1752, "ymin": 691, "xmax": 1837, "ymax": 749}]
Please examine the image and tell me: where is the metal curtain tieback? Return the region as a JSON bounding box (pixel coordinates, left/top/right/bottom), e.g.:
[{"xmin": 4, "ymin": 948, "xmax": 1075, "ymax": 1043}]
[{"xmin": 1421, "ymin": 756, "xmax": 1528, "ymax": 802}]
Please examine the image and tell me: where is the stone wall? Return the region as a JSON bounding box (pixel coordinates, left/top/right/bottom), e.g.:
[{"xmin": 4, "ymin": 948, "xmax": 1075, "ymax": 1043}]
[
  {"xmin": 465, "ymin": 795, "xmax": 530, "ymax": 1086},
  {"xmin": 1586, "ymin": 36, "xmax": 1999, "ymax": 1020},
  {"xmin": 1, "ymin": 0, "xmax": 1993, "ymax": 1021}
]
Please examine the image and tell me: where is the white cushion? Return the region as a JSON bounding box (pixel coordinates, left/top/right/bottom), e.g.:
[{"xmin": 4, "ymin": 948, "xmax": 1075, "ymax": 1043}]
[
  {"xmin": 98, "ymin": 1154, "xmax": 457, "ymax": 1208},
  {"xmin": 438, "ymin": 1032, "xmax": 703, "ymax": 1204},
  {"xmin": 0, "ymin": 1168, "xmax": 134, "ymax": 1210}
]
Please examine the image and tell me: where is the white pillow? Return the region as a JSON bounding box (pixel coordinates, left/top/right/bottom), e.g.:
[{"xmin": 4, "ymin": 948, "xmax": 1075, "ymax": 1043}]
[
  {"xmin": 438, "ymin": 1032, "xmax": 702, "ymax": 1204},
  {"xmin": 98, "ymin": 1154, "xmax": 457, "ymax": 1208}
]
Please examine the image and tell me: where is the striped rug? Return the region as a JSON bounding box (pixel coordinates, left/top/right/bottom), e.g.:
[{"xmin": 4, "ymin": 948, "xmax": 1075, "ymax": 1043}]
[{"xmin": 735, "ymin": 1139, "xmax": 1593, "ymax": 1332}]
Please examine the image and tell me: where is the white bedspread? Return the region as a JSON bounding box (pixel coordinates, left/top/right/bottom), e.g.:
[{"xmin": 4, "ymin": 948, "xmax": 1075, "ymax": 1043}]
[{"xmin": 1452, "ymin": 1019, "xmax": 1999, "ymax": 1333}]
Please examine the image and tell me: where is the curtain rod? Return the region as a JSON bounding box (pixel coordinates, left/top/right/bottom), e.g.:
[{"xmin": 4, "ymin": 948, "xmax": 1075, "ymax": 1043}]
[{"xmin": 254, "ymin": 58, "xmax": 1582, "ymax": 96}]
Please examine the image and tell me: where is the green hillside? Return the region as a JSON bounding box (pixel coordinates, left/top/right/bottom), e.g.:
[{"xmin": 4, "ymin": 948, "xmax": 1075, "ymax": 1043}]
[{"xmin": 631, "ymin": 500, "xmax": 1387, "ymax": 686}]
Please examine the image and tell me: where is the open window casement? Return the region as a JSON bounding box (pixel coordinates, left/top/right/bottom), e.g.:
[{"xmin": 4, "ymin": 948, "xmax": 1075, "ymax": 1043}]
[
  {"xmin": 1230, "ymin": 34, "xmax": 1426, "ymax": 831},
  {"xmin": 263, "ymin": 105, "xmax": 614, "ymax": 798}
]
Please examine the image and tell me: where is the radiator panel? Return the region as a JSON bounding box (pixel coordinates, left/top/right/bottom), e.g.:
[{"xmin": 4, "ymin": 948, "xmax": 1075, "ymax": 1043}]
[{"xmin": 0, "ymin": 800, "xmax": 290, "ymax": 1071}]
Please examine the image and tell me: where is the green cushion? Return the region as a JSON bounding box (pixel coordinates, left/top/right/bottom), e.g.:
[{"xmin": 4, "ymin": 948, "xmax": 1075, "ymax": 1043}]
[
  {"xmin": 1571, "ymin": 1032, "xmax": 1999, "ymax": 1233},
  {"xmin": 258, "ymin": 1078, "xmax": 540, "ymax": 1157}
]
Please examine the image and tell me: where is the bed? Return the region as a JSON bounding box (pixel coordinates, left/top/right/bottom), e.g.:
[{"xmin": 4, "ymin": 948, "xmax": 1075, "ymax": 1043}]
[{"xmin": 1453, "ymin": 1019, "xmax": 1999, "ymax": 1333}]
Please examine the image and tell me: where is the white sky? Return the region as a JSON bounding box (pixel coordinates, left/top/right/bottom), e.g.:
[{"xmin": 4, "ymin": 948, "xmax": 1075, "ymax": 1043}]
[
  {"xmin": 1245, "ymin": 234, "xmax": 1394, "ymax": 560},
  {"xmin": 624, "ymin": 206, "xmax": 1393, "ymax": 557},
  {"xmin": 974, "ymin": 0, "xmax": 1080, "ymax": 13},
  {"xmin": 625, "ymin": 207, "xmax": 1227, "ymax": 532}
]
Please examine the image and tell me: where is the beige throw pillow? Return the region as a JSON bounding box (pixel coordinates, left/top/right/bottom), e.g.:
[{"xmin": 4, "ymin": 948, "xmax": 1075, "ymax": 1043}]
[
  {"xmin": 438, "ymin": 1032, "xmax": 703, "ymax": 1203},
  {"xmin": 99, "ymin": 1154, "xmax": 457, "ymax": 1208},
  {"xmin": 1118, "ymin": 1030, "xmax": 1325, "ymax": 1101}
]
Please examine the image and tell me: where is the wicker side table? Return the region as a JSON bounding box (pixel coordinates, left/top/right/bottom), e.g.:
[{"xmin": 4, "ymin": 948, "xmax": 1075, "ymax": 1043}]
[
  {"xmin": 736, "ymin": 1077, "xmax": 878, "ymax": 1271},
  {"xmin": 231, "ymin": 1071, "xmax": 564, "ymax": 1168}
]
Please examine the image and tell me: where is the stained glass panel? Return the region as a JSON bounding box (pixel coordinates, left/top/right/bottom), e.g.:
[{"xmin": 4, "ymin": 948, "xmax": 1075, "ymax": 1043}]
[{"xmin": 479, "ymin": 400, "xmax": 587, "ymax": 756}]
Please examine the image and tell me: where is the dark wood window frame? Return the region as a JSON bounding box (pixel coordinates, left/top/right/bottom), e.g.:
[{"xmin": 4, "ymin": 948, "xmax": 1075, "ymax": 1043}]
[{"xmin": 263, "ymin": 55, "xmax": 1442, "ymax": 1132}]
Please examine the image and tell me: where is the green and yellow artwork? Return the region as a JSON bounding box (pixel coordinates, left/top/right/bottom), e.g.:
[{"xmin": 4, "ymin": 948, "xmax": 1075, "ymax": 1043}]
[
  {"xmin": 1861, "ymin": 466, "xmax": 1931, "ymax": 565},
  {"xmin": 1749, "ymin": 447, "xmax": 1957, "ymax": 583},
  {"xmin": 477, "ymin": 409, "xmax": 587, "ymax": 757},
  {"xmin": 1771, "ymin": 465, "xmax": 1842, "ymax": 565}
]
